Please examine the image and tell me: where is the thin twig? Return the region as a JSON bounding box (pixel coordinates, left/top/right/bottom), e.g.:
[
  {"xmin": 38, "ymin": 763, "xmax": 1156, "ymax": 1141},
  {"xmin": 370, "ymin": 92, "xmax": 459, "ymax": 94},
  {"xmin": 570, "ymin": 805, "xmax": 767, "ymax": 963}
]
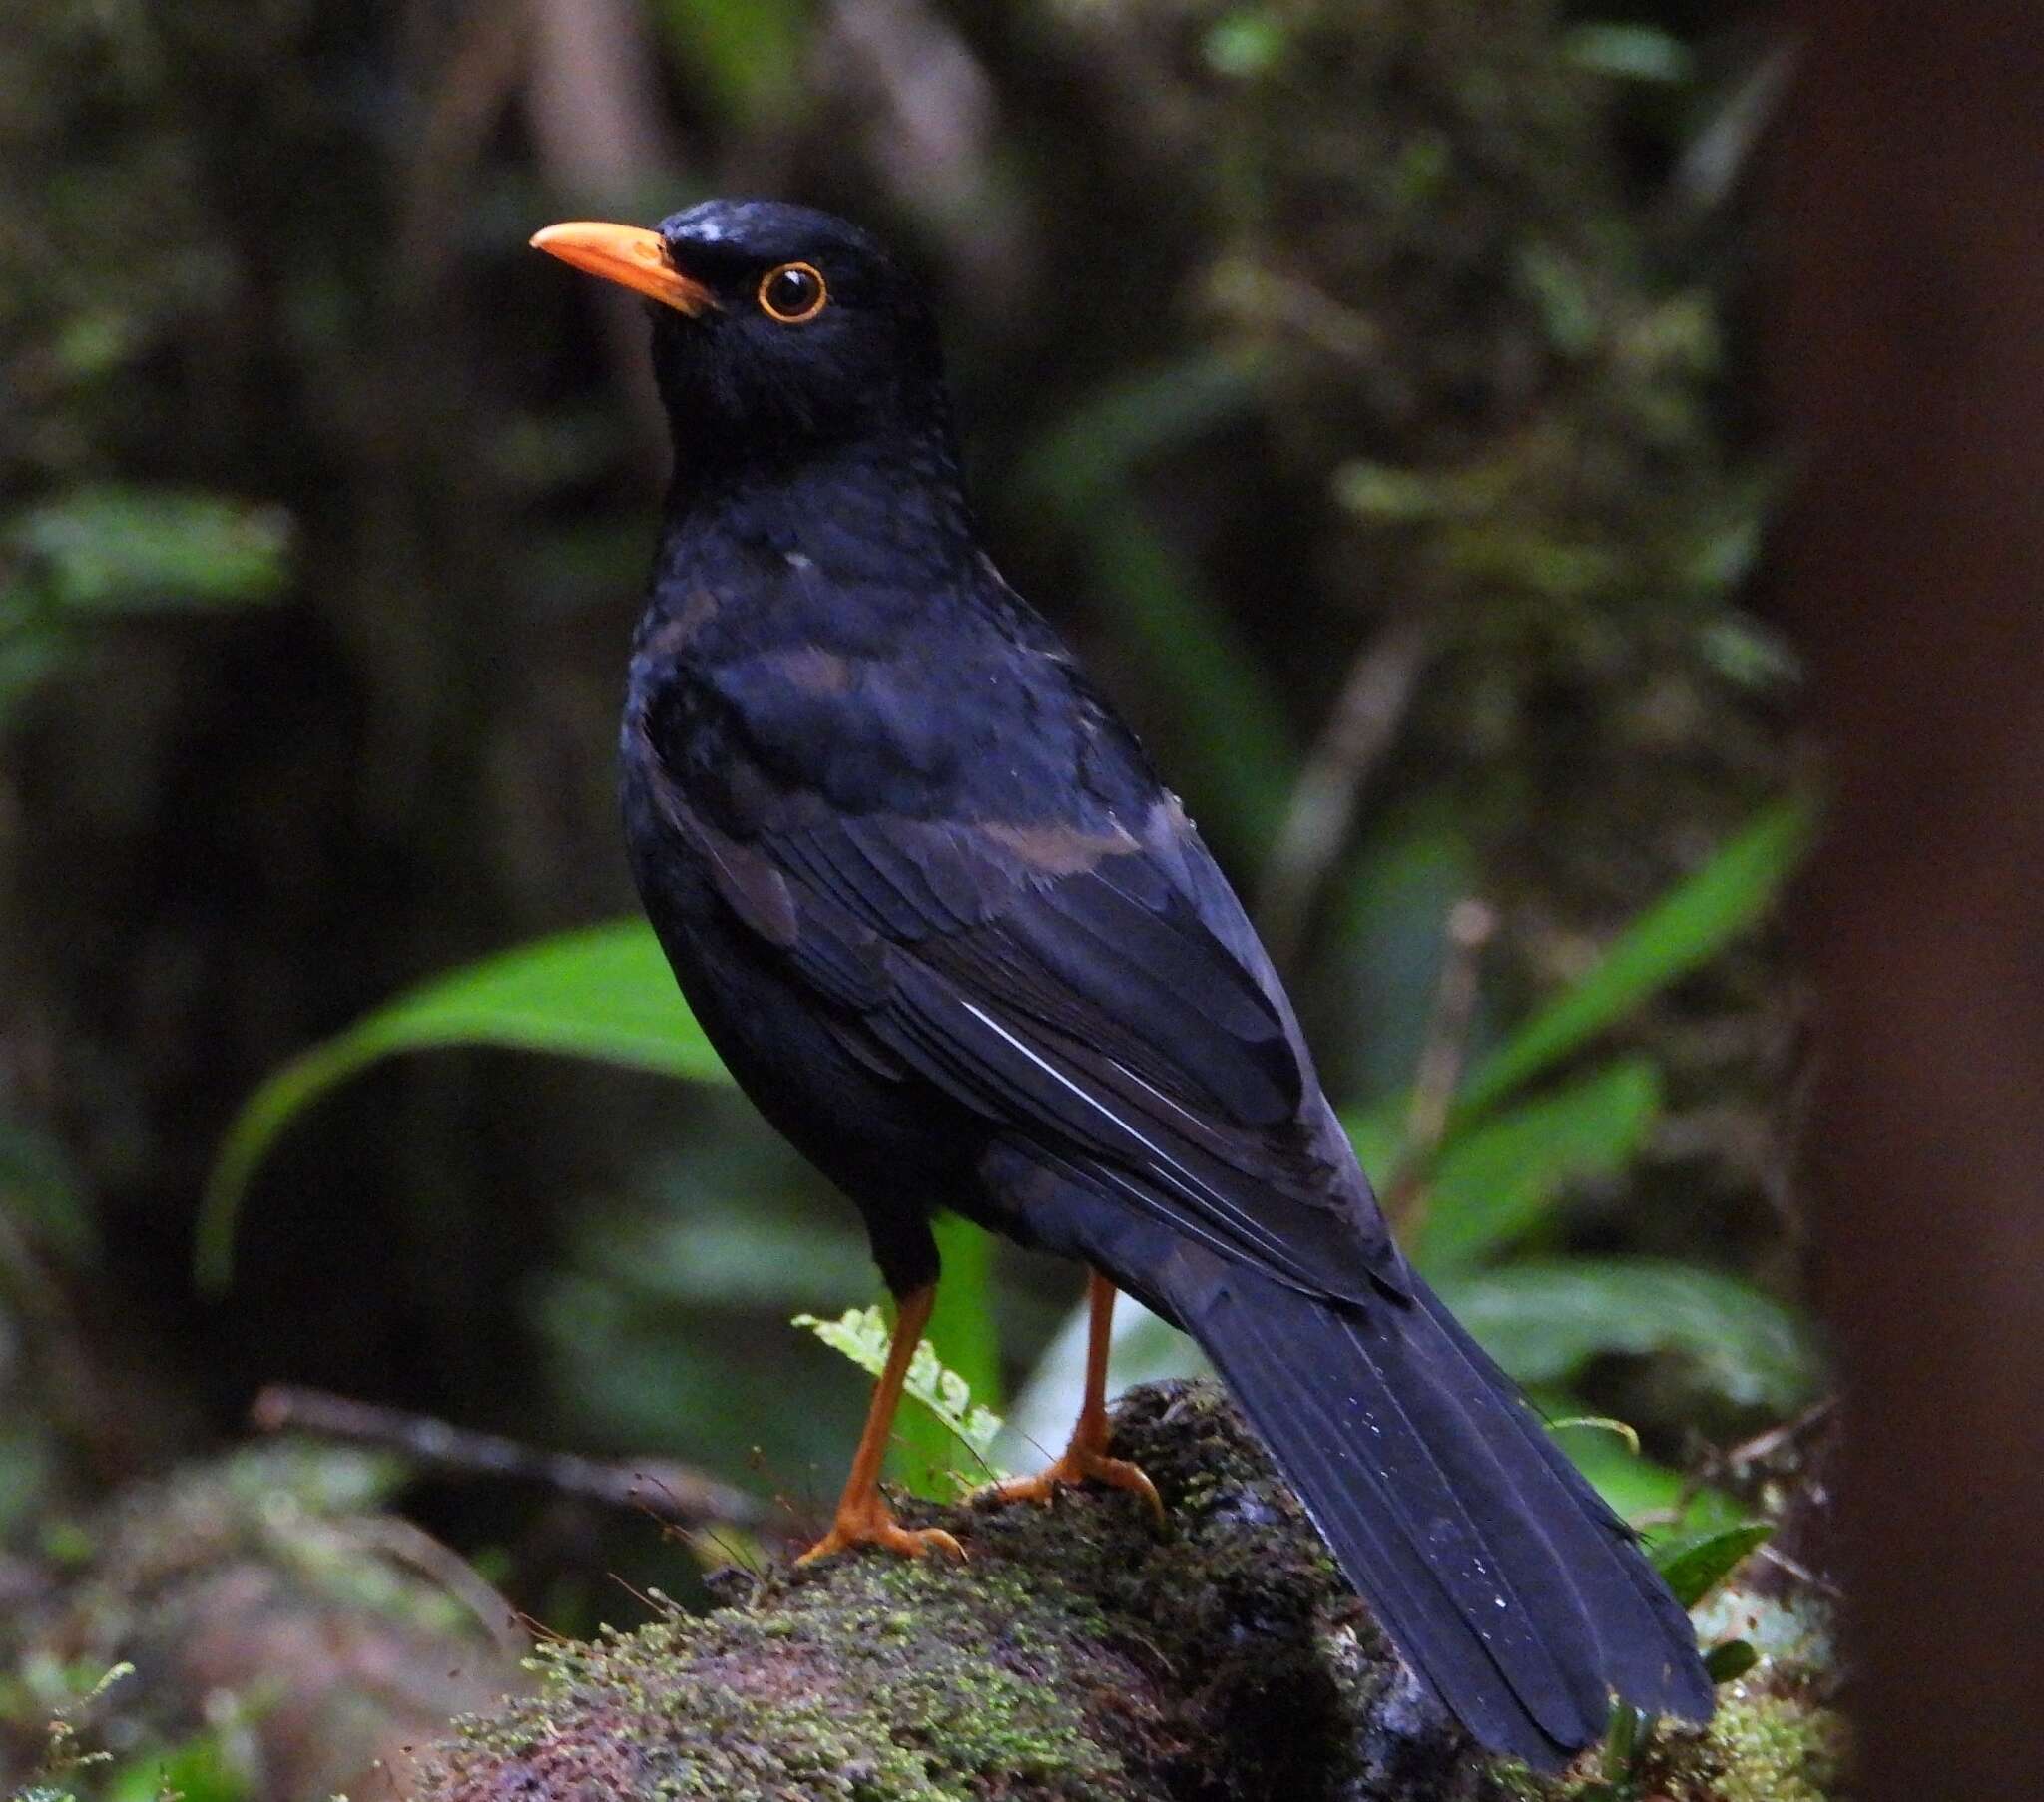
[
  {"xmin": 1670, "ymin": 41, "xmax": 1797, "ymax": 219},
  {"xmin": 1642, "ymin": 1394, "xmax": 1841, "ymax": 1592},
  {"xmin": 340, "ymin": 1513, "xmax": 533, "ymax": 1660},
  {"xmin": 1257, "ymin": 610, "xmax": 1435, "ymax": 967},
  {"xmin": 252, "ymin": 1383, "xmax": 782, "ymax": 1536},
  {"xmin": 1383, "ymin": 897, "xmax": 1497, "ymax": 1241},
  {"xmin": 1721, "ymin": 1393, "xmax": 1838, "ymax": 1476},
  {"xmin": 1755, "ymin": 1540, "xmax": 1843, "ymax": 1599}
]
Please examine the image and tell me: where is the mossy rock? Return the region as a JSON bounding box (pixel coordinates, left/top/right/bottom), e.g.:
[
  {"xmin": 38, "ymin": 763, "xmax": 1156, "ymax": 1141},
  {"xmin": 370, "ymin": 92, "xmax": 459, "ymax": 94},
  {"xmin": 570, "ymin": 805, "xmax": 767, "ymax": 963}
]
[
  {"xmin": 423, "ymin": 1382, "xmax": 1476, "ymax": 1802},
  {"xmin": 2, "ymin": 1443, "xmax": 527, "ymax": 1801},
  {"xmin": 421, "ymin": 1381, "xmax": 1842, "ymax": 1802}
]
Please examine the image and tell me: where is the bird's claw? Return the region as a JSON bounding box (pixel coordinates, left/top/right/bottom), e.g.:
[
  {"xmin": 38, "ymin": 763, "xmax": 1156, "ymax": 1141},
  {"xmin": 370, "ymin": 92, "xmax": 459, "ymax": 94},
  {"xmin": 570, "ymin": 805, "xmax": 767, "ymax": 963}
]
[
  {"xmin": 797, "ymin": 1494, "xmax": 966, "ymax": 1566},
  {"xmin": 974, "ymin": 1447, "xmax": 1165, "ymax": 1523}
]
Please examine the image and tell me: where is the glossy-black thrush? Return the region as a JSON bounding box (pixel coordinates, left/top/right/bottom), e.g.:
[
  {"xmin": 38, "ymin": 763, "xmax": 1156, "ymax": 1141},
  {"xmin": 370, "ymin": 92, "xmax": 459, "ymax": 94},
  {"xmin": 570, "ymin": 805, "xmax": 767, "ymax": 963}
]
[{"xmin": 533, "ymin": 200, "xmax": 1713, "ymax": 1769}]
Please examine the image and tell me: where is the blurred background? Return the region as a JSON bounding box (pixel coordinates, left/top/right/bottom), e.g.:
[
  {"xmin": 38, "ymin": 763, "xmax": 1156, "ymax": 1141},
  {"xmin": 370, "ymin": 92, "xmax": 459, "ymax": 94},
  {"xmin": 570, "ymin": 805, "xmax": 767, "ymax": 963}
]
[{"xmin": 2, "ymin": 1, "xmax": 1832, "ymax": 1794}]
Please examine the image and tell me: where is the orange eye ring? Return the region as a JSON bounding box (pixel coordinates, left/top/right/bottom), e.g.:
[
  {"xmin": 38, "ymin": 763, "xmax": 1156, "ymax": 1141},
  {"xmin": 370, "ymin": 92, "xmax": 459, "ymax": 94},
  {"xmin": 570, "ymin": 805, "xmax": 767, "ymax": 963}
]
[{"xmin": 758, "ymin": 261, "xmax": 828, "ymax": 324}]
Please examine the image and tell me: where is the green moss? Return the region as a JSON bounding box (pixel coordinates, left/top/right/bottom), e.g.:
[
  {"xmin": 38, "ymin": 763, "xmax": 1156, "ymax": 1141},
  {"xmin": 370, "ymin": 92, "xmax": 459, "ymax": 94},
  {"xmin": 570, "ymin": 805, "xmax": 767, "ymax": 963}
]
[
  {"xmin": 426, "ymin": 1383, "xmax": 1844, "ymax": 1802},
  {"xmin": 1696, "ymin": 1691, "xmax": 1844, "ymax": 1802},
  {"xmin": 1470, "ymin": 1684, "xmax": 1847, "ymax": 1802},
  {"xmin": 444, "ymin": 1550, "xmax": 1129, "ymax": 1802},
  {"xmin": 429, "ymin": 1382, "xmax": 1381, "ymax": 1802},
  {"xmin": 1478, "ymin": 1765, "xmax": 1552, "ymax": 1802}
]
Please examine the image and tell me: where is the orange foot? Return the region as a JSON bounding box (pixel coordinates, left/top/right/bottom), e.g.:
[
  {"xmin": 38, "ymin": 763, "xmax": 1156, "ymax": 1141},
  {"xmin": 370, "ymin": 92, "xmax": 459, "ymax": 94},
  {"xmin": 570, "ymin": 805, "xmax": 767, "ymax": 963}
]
[
  {"xmin": 796, "ymin": 1490, "xmax": 965, "ymax": 1566},
  {"xmin": 974, "ymin": 1445, "xmax": 1164, "ymax": 1522}
]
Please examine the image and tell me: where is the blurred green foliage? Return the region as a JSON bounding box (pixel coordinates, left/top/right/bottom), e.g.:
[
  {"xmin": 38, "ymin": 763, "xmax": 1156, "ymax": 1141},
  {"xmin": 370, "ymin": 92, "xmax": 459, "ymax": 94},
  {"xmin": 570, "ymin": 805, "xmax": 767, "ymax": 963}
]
[
  {"xmin": 196, "ymin": 924, "xmax": 728, "ymax": 1287},
  {"xmin": 794, "ymin": 1305, "xmax": 1002, "ymax": 1476},
  {"xmin": 203, "ymin": 788, "xmax": 1810, "ymax": 1513},
  {"xmin": 1, "ymin": 0, "xmax": 1807, "ymax": 1726},
  {"xmin": 0, "ymin": 486, "xmax": 288, "ymax": 720},
  {"xmin": 2, "ymin": 1445, "xmax": 520, "ymax": 1802},
  {"xmin": 1440, "ymin": 1259, "xmax": 1810, "ymax": 1413},
  {"xmin": 1655, "ymin": 1522, "xmax": 1776, "ymax": 1612}
]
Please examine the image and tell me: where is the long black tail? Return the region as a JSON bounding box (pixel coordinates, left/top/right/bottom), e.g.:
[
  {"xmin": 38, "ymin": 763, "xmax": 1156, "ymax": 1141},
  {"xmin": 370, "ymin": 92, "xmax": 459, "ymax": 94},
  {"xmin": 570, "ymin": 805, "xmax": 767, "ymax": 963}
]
[{"xmin": 1164, "ymin": 1257, "xmax": 1714, "ymax": 1769}]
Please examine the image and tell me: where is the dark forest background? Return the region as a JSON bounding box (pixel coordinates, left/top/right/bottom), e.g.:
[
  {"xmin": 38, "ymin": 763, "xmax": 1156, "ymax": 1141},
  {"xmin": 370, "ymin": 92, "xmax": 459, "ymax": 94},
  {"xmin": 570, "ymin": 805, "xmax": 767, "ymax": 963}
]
[{"xmin": 0, "ymin": 2, "xmax": 1876, "ymax": 1796}]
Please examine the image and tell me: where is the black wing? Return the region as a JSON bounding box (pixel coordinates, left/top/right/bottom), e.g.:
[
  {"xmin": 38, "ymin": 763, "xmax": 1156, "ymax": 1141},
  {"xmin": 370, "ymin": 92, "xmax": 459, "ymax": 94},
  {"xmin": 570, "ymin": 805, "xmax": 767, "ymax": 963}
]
[{"xmin": 638, "ymin": 627, "xmax": 1401, "ymax": 1304}]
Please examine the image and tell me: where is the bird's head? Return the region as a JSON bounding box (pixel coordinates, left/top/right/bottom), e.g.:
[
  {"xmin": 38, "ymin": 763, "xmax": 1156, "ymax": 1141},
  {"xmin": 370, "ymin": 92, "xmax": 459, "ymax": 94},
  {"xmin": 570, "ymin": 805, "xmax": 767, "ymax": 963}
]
[{"xmin": 532, "ymin": 200, "xmax": 948, "ymax": 473}]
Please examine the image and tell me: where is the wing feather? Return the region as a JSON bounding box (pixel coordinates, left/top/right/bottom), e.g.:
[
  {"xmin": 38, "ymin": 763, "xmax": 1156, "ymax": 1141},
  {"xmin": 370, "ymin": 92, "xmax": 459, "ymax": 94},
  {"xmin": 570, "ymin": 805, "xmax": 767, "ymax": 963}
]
[
  {"xmin": 650, "ymin": 631, "xmax": 1397, "ymax": 1301},
  {"xmin": 750, "ymin": 805, "xmax": 1391, "ymax": 1299}
]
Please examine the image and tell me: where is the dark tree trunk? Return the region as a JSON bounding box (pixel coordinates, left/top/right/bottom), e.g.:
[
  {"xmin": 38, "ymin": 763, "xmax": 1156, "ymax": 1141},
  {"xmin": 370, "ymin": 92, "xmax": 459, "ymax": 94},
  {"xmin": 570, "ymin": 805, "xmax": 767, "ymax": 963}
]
[{"xmin": 1772, "ymin": 8, "xmax": 2044, "ymax": 1795}]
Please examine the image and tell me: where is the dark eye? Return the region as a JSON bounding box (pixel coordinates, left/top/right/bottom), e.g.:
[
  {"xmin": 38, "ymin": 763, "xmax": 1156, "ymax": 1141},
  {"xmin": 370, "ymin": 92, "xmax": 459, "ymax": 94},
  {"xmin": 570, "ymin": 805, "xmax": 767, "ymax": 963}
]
[{"xmin": 758, "ymin": 261, "xmax": 828, "ymax": 324}]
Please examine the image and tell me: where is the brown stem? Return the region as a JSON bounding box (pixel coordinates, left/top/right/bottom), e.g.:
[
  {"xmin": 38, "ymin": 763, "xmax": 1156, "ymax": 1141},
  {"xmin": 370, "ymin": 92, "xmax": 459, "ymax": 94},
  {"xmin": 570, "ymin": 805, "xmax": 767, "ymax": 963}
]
[
  {"xmin": 1383, "ymin": 896, "xmax": 1496, "ymax": 1242},
  {"xmin": 1257, "ymin": 610, "xmax": 1434, "ymax": 968},
  {"xmin": 252, "ymin": 1383, "xmax": 786, "ymax": 1537}
]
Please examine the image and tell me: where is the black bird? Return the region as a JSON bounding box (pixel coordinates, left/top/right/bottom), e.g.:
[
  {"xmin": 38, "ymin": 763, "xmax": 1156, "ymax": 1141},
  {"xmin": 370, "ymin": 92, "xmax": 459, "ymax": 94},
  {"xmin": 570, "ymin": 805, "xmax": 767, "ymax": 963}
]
[{"xmin": 532, "ymin": 200, "xmax": 1713, "ymax": 1769}]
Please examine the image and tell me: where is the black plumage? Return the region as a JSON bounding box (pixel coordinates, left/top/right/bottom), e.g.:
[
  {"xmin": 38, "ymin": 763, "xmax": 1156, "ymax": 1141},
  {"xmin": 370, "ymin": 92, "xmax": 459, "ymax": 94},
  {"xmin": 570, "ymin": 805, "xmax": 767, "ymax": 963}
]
[{"xmin": 535, "ymin": 199, "xmax": 1713, "ymax": 1769}]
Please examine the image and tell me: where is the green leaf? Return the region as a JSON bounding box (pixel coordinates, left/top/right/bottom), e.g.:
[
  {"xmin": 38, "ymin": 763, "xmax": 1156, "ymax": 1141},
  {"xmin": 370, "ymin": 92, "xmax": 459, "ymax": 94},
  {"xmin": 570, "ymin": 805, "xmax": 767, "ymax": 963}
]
[
  {"xmin": 198, "ymin": 922, "xmax": 727, "ymax": 1289},
  {"xmin": 0, "ymin": 1111, "xmax": 96, "ymax": 1264},
  {"xmin": 892, "ymin": 1216, "xmax": 1004, "ymax": 1494},
  {"xmin": 1655, "ymin": 1522, "xmax": 1774, "ymax": 1609},
  {"xmin": 794, "ymin": 1304, "xmax": 1003, "ymax": 1477},
  {"xmin": 1601, "ymin": 1701, "xmax": 1642, "ymax": 1784},
  {"xmin": 1341, "ymin": 1098, "xmax": 1405, "ymax": 1188},
  {"xmin": 1013, "ymin": 352, "xmax": 1262, "ymax": 514},
  {"xmin": 1334, "ymin": 461, "xmax": 1459, "ymax": 522},
  {"xmin": 106, "ymin": 1729, "xmax": 249, "ymax": 1802},
  {"xmin": 10, "ymin": 484, "xmax": 291, "ymax": 614},
  {"xmin": 0, "ymin": 633, "xmax": 80, "ymax": 723},
  {"xmin": 1704, "ymin": 1639, "xmax": 1760, "ymax": 1684},
  {"xmin": 580, "ymin": 1197, "xmax": 876, "ymax": 1312},
  {"xmin": 1325, "ymin": 806, "xmax": 1483, "ymax": 1102},
  {"xmin": 1205, "ymin": 11, "xmax": 1287, "ymax": 80},
  {"xmin": 1435, "ymin": 1258, "xmax": 1819, "ymax": 1413},
  {"xmin": 1411, "ymin": 1058, "xmax": 1662, "ymax": 1274},
  {"xmin": 1453, "ymin": 799, "xmax": 1812, "ymax": 1124},
  {"xmin": 1519, "ymin": 246, "xmax": 1601, "ymax": 358}
]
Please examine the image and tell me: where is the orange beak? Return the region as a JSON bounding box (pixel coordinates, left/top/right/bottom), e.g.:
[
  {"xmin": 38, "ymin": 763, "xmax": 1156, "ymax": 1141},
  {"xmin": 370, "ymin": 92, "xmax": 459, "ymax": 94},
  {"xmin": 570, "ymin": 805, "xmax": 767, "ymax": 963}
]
[{"xmin": 529, "ymin": 222, "xmax": 718, "ymax": 316}]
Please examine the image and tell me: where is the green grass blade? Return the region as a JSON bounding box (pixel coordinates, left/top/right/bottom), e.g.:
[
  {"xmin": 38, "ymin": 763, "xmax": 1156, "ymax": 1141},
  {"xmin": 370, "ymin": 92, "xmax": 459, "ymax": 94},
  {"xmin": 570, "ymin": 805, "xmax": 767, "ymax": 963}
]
[
  {"xmin": 197, "ymin": 922, "xmax": 728, "ymax": 1290},
  {"xmin": 13, "ymin": 483, "xmax": 291, "ymax": 613},
  {"xmin": 1013, "ymin": 351, "xmax": 1263, "ymax": 512},
  {"xmin": 1543, "ymin": 1409, "xmax": 1745, "ymax": 1545},
  {"xmin": 1010, "ymin": 354, "xmax": 1294, "ymax": 852},
  {"xmin": 1412, "ymin": 1057, "xmax": 1662, "ymax": 1274},
  {"xmin": 1452, "ymin": 798, "xmax": 1811, "ymax": 1124},
  {"xmin": 652, "ymin": 0, "xmax": 808, "ymax": 123}
]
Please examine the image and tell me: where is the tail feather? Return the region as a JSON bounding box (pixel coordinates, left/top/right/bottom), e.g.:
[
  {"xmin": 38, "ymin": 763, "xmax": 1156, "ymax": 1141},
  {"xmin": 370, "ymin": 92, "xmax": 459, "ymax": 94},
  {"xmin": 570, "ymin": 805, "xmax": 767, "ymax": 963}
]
[
  {"xmin": 1164, "ymin": 1257, "xmax": 1712, "ymax": 1770},
  {"xmin": 1409, "ymin": 1280, "xmax": 1714, "ymax": 1719},
  {"xmin": 1223, "ymin": 1283, "xmax": 1602, "ymax": 1749}
]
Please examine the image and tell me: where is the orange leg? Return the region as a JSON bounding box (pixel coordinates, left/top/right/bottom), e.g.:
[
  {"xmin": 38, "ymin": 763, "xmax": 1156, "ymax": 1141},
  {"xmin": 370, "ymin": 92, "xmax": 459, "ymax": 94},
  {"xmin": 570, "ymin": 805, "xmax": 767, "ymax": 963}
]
[
  {"xmin": 798, "ymin": 1283, "xmax": 965, "ymax": 1564},
  {"xmin": 975, "ymin": 1271, "xmax": 1162, "ymax": 1520}
]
